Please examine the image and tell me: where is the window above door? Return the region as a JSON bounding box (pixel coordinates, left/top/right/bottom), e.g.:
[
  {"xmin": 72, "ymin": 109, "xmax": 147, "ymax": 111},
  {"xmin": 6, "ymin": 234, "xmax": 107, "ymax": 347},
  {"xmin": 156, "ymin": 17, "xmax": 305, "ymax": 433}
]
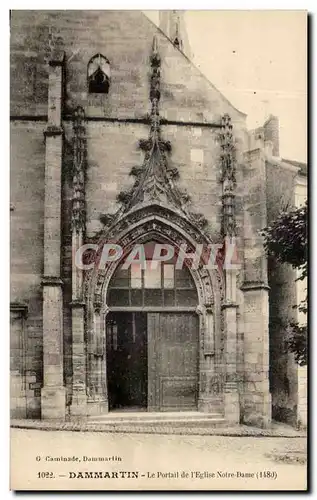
[{"xmin": 107, "ymin": 243, "xmax": 197, "ymax": 308}]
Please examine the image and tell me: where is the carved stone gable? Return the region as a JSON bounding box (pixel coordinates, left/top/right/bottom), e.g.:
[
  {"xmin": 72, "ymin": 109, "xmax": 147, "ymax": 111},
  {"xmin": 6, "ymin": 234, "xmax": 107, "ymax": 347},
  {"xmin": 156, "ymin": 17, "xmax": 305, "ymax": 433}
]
[{"xmin": 101, "ymin": 36, "xmax": 208, "ymax": 233}]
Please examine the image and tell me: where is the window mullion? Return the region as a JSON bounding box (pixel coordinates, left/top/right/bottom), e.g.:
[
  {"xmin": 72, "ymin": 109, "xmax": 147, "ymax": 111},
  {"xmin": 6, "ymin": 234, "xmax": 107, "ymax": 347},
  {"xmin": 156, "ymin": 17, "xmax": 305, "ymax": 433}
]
[
  {"xmin": 142, "ymin": 267, "xmax": 145, "ymax": 307},
  {"xmin": 161, "ymin": 262, "xmax": 164, "ymax": 303},
  {"xmin": 173, "ymin": 265, "xmax": 176, "ymax": 306}
]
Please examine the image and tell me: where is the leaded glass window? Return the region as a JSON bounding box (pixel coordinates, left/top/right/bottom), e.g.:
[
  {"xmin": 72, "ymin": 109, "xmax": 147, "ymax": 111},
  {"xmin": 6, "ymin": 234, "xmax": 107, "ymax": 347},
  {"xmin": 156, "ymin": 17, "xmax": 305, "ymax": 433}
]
[{"xmin": 107, "ymin": 242, "xmax": 197, "ymax": 307}]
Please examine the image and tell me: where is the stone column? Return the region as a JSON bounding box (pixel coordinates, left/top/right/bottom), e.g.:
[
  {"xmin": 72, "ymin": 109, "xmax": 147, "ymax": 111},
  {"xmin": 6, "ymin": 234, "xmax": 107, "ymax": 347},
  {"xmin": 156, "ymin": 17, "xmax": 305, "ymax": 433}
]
[
  {"xmin": 242, "ymin": 140, "xmax": 271, "ymax": 428},
  {"xmin": 241, "ymin": 283, "xmax": 271, "ymax": 428},
  {"xmin": 198, "ymin": 305, "xmax": 220, "ymax": 413},
  {"xmin": 41, "ymin": 49, "xmax": 66, "ymax": 420},
  {"xmin": 69, "ymin": 108, "xmax": 88, "ymax": 418},
  {"xmin": 220, "ymin": 115, "xmax": 240, "ymax": 425},
  {"xmin": 86, "ymin": 304, "xmax": 109, "ymax": 415},
  {"xmin": 70, "ymin": 299, "xmax": 87, "ymax": 417},
  {"xmin": 223, "ymin": 267, "xmax": 240, "ymax": 425}
]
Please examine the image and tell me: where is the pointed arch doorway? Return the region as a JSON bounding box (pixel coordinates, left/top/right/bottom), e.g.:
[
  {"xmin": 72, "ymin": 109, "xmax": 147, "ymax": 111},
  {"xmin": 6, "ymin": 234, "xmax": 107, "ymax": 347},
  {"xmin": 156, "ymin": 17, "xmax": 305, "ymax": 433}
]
[
  {"xmin": 105, "ymin": 241, "xmax": 199, "ymax": 412},
  {"xmin": 85, "ymin": 206, "xmax": 224, "ymax": 417}
]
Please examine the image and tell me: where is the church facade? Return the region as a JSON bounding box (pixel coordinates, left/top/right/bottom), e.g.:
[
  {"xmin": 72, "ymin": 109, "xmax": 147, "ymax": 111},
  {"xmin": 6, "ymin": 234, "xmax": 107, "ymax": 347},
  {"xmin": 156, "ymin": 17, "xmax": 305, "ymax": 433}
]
[{"xmin": 10, "ymin": 10, "xmax": 307, "ymax": 428}]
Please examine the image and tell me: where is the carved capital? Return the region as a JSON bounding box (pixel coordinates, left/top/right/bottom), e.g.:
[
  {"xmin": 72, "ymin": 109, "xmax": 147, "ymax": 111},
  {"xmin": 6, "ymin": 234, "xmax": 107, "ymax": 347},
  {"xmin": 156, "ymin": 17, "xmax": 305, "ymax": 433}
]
[
  {"xmin": 101, "ymin": 304, "xmax": 110, "ymax": 316},
  {"xmin": 49, "ymin": 49, "xmax": 65, "ymax": 67},
  {"xmin": 93, "ymin": 301, "xmax": 102, "ymax": 315},
  {"xmin": 195, "ymin": 304, "xmax": 205, "ymax": 316}
]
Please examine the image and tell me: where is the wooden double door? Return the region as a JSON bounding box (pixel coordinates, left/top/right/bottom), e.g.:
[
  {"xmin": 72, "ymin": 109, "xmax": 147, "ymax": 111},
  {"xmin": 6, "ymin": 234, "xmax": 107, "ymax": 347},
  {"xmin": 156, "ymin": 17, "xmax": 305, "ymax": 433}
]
[{"xmin": 106, "ymin": 311, "xmax": 199, "ymax": 411}]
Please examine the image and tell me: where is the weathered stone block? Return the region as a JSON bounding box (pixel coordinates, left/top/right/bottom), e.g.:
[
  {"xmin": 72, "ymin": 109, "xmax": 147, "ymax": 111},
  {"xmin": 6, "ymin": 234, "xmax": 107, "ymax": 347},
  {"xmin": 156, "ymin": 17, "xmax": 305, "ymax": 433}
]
[{"xmin": 41, "ymin": 386, "xmax": 66, "ymax": 420}]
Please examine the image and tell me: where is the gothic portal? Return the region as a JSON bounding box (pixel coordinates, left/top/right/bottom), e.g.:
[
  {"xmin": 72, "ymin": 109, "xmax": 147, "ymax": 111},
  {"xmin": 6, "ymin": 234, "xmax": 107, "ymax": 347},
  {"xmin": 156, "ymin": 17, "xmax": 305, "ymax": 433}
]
[{"xmin": 10, "ymin": 10, "xmax": 307, "ymax": 429}]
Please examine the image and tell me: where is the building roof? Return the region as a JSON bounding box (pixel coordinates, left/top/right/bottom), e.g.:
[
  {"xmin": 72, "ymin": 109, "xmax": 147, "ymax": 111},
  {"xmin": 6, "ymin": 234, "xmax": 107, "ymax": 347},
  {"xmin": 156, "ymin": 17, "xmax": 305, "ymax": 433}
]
[{"xmin": 281, "ymin": 158, "xmax": 307, "ymax": 177}]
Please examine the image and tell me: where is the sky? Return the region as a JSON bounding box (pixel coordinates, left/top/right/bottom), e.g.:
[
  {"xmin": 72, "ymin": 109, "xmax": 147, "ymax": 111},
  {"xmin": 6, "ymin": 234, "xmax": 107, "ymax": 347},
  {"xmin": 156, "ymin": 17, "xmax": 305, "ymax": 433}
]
[{"xmin": 144, "ymin": 10, "xmax": 307, "ymax": 163}]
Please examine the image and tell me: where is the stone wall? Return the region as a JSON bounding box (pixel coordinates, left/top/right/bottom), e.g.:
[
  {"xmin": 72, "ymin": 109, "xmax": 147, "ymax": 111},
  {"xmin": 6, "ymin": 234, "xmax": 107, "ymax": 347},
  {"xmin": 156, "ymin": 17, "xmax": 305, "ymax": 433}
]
[
  {"xmin": 10, "ymin": 10, "xmax": 246, "ymax": 124},
  {"xmin": 78, "ymin": 120, "xmax": 236, "ymax": 240},
  {"xmin": 266, "ymin": 159, "xmax": 300, "ymax": 426},
  {"xmin": 10, "ymin": 121, "xmax": 45, "ymax": 418},
  {"xmin": 11, "ymin": 10, "xmax": 270, "ymax": 421},
  {"xmin": 240, "ymin": 134, "xmax": 271, "ymax": 427}
]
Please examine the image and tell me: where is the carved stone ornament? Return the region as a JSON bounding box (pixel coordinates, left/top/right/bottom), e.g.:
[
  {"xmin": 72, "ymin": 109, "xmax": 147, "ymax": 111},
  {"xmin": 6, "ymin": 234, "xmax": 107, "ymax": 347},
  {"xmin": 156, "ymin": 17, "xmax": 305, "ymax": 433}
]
[
  {"xmin": 82, "ymin": 39, "xmax": 227, "ymax": 384},
  {"xmin": 220, "ymin": 113, "xmax": 237, "ymax": 238},
  {"xmin": 85, "ymin": 204, "xmax": 224, "ymax": 315},
  {"xmin": 71, "ymin": 106, "xmax": 87, "ymax": 233},
  {"xmin": 100, "ymin": 36, "xmax": 208, "ymax": 233},
  {"xmin": 86, "ymin": 38, "xmax": 225, "ymax": 301}
]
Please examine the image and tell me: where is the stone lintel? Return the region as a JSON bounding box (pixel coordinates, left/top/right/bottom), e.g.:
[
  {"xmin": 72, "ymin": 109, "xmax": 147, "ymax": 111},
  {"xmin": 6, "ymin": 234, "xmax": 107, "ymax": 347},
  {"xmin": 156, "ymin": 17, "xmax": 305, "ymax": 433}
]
[
  {"xmin": 43, "ymin": 125, "xmax": 64, "ymax": 138},
  {"xmin": 42, "ymin": 276, "xmax": 64, "ymax": 287},
  {"xmin": 240, "ymin": 281, "xmax": 270, "ymax": 292}
]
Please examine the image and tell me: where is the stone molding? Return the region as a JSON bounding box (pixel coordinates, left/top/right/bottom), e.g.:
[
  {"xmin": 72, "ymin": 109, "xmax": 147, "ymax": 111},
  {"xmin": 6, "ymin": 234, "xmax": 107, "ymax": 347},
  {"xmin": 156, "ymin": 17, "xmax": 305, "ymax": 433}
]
[
  {"xmin": 240, "ymin": 281, "xmax": 270, "ymax": 292},
  {"xmin": 10, "ymin": 302, "xmax": 28, "ymax": 317},
  {"xmin": 41, "ymin": 276, "xmax": 64, "ymax": 287},
  {"xmin": 43, "ymin": 125, "xmax": 64, "ymax": 137}
]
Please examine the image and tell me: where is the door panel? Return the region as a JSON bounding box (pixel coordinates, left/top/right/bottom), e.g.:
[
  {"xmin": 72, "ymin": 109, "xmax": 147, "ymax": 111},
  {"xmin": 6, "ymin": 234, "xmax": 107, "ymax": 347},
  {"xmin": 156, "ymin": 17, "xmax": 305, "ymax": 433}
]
[
  {"xmin": 106, "ymin": 312, "xmax": 147, "ymax": 409},
  {"xmin": 148, "ymin": 312, "xmax": 199, "ymax": 411}
]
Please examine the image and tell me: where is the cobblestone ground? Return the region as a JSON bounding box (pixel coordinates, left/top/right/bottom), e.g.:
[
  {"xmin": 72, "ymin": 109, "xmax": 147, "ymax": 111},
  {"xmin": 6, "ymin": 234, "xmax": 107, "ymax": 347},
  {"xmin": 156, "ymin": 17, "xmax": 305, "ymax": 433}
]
[{"xmin": 10, "ymin": 429, "xmax": 307, "ymax": 491}]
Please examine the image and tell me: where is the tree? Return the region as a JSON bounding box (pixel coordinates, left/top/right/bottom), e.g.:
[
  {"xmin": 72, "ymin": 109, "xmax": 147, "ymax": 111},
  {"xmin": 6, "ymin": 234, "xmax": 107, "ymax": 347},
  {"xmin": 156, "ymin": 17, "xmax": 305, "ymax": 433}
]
[{"xmin": 261, "ymin": 202, "xmax": 307, "ymax": 365}]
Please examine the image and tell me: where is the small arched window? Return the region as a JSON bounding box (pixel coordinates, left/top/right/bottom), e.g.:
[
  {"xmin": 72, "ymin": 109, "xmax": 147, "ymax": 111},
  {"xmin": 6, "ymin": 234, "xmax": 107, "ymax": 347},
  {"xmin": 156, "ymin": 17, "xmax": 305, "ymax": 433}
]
[{"xmin": 88, "ymin": 53, "xmax": 110, "ymax": 94}]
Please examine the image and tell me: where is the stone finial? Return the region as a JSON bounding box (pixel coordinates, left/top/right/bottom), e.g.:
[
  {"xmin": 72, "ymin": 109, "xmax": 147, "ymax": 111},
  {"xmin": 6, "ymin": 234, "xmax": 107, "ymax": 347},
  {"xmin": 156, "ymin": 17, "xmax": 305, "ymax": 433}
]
[
  {"xmin": 152, "ymin": 35, "xmax": 158, "ymax": 55},
  {"xmin": 100, "ymin": 37, "xmax": 209, "ymax": 234},
  {"xmin": 220, "ymin": 114, "xmax": 237, "ymax": 237}
]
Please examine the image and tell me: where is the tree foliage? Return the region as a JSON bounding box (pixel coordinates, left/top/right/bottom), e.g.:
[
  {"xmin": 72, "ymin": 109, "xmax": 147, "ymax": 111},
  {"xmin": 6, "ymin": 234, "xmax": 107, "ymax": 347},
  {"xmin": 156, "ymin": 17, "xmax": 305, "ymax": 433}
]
[
  {"xmin": 261, "ymin": 202, "xmax": 308, "ymax": 365},
  {"xmin": 261, "ymin": 202, "xmax": 307, "ymax": 280},
  {"xmin": 285, "ymin": 322, "xmax": 307, "ymax": 367}
]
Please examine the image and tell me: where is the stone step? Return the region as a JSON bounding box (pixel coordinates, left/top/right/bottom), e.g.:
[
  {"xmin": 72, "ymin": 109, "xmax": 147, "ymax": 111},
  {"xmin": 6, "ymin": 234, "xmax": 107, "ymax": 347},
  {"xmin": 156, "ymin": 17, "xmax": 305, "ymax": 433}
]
[
  {"xmin": 88, "ymin": 411, "xmax": 223, "ymax": 422},
  {"xmin": 86, "ymin": 420, "xmax": 227, "ymax": 429},
  {"xmin": 84, "ymin": 422, "xmax": 228, "ymax": 433},
  {"xmin": 87, "ymin": 411, "xmax": 227, "ymax": 429}
]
